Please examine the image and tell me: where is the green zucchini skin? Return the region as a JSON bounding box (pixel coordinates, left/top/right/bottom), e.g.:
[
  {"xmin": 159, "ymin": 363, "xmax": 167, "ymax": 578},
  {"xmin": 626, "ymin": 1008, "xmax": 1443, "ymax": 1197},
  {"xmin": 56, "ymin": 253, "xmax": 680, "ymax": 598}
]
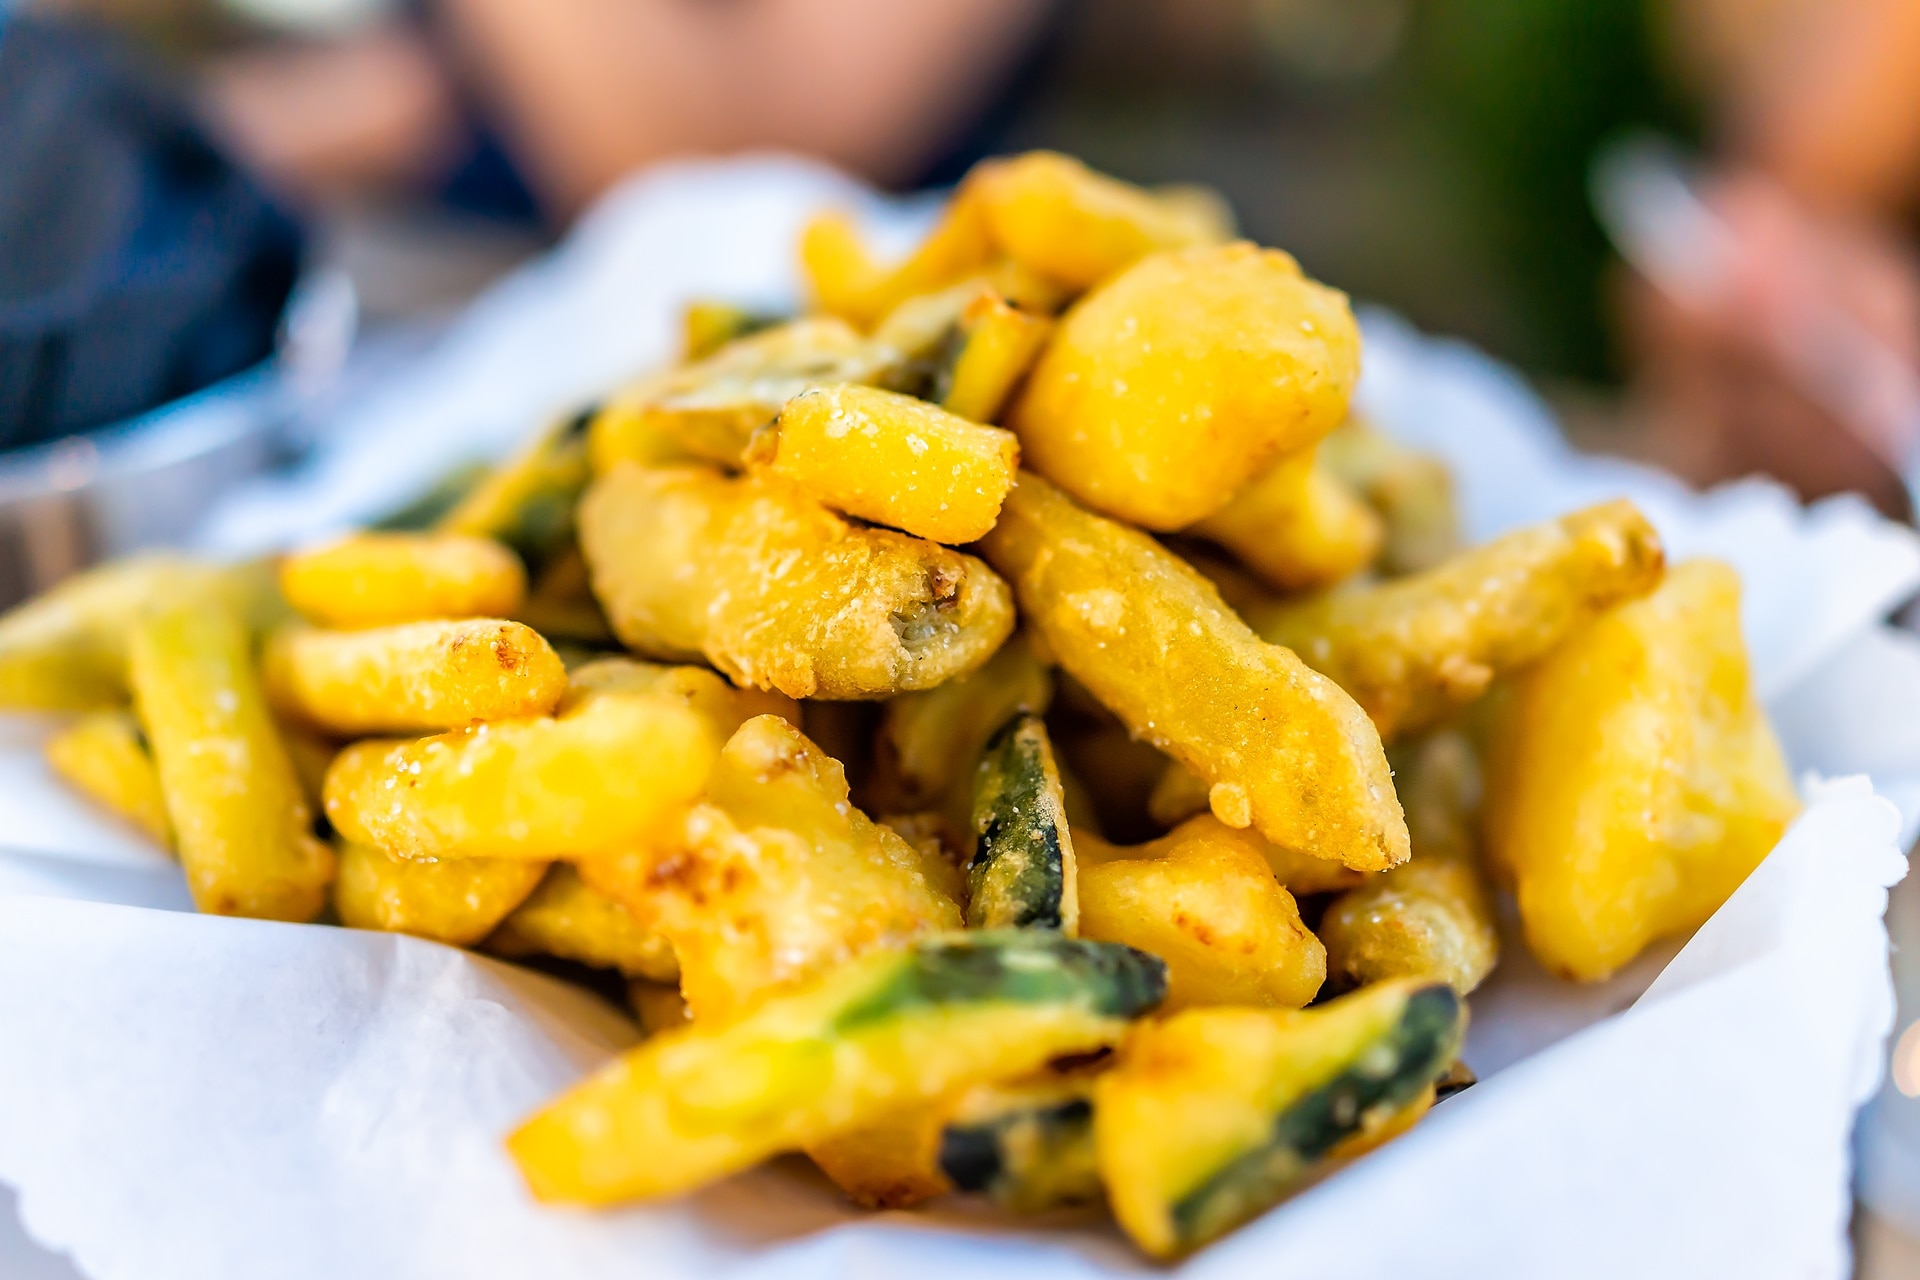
[
  {"xmin": 939, "ymin": 1082, "xmax": 1101, "ymax": 1211},
  {"xmin": 1169, "ymin": 984, "xmax": 1464, "ymax": 1249},
  {"xmin": 881, "ymin": 321, "xmax": 968, "ymax": 405},
  {"xmin": 835, "ymin": 931, "xmax": 1165, "ymax": 1033},
  {"xmin": 968, "ymin": 714, "xmax": 1078, "ymax": 932}
]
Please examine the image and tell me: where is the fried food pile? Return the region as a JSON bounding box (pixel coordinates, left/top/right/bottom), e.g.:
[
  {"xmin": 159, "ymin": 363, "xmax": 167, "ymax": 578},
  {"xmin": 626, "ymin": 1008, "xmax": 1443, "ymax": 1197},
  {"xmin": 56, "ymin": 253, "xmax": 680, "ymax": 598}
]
[{"xmin": 0, "ymin": 150, "xmax": 1801, "ymax": 1260}]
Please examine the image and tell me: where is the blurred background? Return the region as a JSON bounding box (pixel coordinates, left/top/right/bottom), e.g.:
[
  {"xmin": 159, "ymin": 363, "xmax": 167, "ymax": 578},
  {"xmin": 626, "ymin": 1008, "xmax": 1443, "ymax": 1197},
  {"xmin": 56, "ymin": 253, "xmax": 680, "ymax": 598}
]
[{"xmin": 6, "ymin": 0, "xmax": 1920, "ymax": 1273}]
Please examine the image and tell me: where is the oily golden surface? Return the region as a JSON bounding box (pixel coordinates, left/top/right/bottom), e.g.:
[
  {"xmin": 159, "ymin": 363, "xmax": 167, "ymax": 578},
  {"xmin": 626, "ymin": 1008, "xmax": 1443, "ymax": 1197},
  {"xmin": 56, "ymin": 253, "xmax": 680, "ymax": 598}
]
[
  {"xmin": 280, "ymin": 532, "xmax": 526, "ymax": 628},
  {"xmin": 1483, "ymin": 559, "xmax": 1801, "ymax": 981},
  {"xmin": 580, "ymin": 463, "xmax": 1014, "ymax": 699},
  {"xmin": 1250, "ymin": 499, "xmax": 1667, "ymax": 741},
  {"xmin": 800, "ymin": 191, "xmax": 997, "ymax": 330},
  {"xmin": 486, "ymin": 863, "xmax": 679, "ymax": 981},
  {"xmin": 975, "ymin": 151, "xmax": 1232, "ymax": 290},
  {"xmin": 323, "ymin": 685, "xmax": 719, "ymax": 861},
  {"xmin": 627, "ymin": 981, "xmax": 692, "ymax": 1036},
  {"xmin": 940, "ymin": 288, "xmax": 1055, "ymax": 424},
  {"xmin": 1318, "ymin": 417, "xmax": 1462, "ymax": 575},
  {"xmin": 1009, "ymin": 243, "xmax": 1361, "ymax": 530},
  {"xmin": 749, "ymin": 385, "xmax": 1019, "ymax": 544},
  {"xmin": 333, "ymin": 840, "xmax": 547, "ymax": 946},
  {"xmin": 44, "ymin": 710, "xmax": 173, "ymax": 848},
  {"xmin": 263, "ymin": 618, "xmax": 568, "ymax": 736},
  {"xmin": 130, "ymin": 602, "xmax": 334, "ymax": 920},
  {"xmin": 0, "ymin": 555, "xmax": 249, "ymax": 711},
  {"xmin": 981, "ymin": 474, "xmax": 1407, "ymax": 871},
  {"xmin": 1076, "ymin": 822, "xmax": 1325, "ymax": 1010},
  {"xmin": 1188, "ymin": 448, "xmax": 1383, "ymax": 592},
  {"xmin": 807, "ymin": 1107, "xmax": 953, "ymax": 1209},
  {"xmin": 1321, "ymin": 731, "xmax": 1499, "ymax": 993},
  {"xmin": 1137, "ymin": 793, "xmax": 1366, "ymax": 895},
  {"xmin": 584, "ymin": 714, "xmax": 961, "ymax": 1022}
]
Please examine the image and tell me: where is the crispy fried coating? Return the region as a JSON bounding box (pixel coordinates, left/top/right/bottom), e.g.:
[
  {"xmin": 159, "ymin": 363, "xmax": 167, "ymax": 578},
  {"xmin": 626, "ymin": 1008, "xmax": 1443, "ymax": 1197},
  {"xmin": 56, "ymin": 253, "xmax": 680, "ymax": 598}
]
[
  {"xmin": 280, "ymin": 532, "xmax": 527, "ymax": 629},
  {"xmin": 486, "ymin": 863, "xmax": 679, "ymax": 981},
  {"xmin": 44, "ymin": 710, "xmax": 173, "ymax": 849},
  {"xmin": 981, "ymin": 473, "xmax": 1406, "ymax": 872},
  {"xmin": 333, "ymin": 839, "xmax": 547, "ymax": 946},
  {"xmin": 1187, "ymin": 447, "xmax": 1383, "ymax": 592},
  {"xmin": 263, "ymin": 618, "xmax": 568, "ymax": 736},
  {"xmin": 581, "ymin": 714, "xmax": 962, "ymax": 1022},
  {"xmin": 800, "ymin": 189, "xmax": 998, "ymax": 329},
  {"xmin": 131, "ymin": 601, "xmax": 334, "ymax": 920},
  {"xmin": 1318, "ymin": 417, "xmax": 1462, "ymax": 575},
  {"xmin": 1009, "ymin": 243, "xmax": 1361, "ymax": 530},
  {"xmin": 1248, "ymin": 499, "xmax": 1667, "ymax": 741},
  {"xmin": 1483, "ymin": 559, "xmax": 1800, "ymax": 981},
  {"xmin": 1076, "ymin": 821, "xmax": 1326, "ymax": 1010},
  {"xmin": 580, "ymin": 463, "xmax": 1014, "ymax": 699},
  {"xmin": 748, "ymin": 385, "xmax": 1019, "ymax": 543}
]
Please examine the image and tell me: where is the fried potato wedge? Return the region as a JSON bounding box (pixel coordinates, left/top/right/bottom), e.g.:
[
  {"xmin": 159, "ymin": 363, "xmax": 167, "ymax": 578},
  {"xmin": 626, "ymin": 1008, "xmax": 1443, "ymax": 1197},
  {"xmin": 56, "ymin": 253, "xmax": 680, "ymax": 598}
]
[
  {"xmin": 748, "ymin": 385, "xmax": 1019, "ymax": 544},
  {"xmin": 280, "ymin": 532, "xmax": 526, "ymax": 629},
  {"xmin": 44, "ymin": 710, "xmax": 172, "ymax": 848},
  {"xmin": 981, "ymin": 473, "xmax": 1406, "ymax": 871},
  {"xmin": 264, "ymin": 618, "xmax": 568, "ymax": 736},
  {"xmin": 1009, "ymin": 243, "xmax": 1360, "ymax": 530},
  {"xmin": 583, "ymin": 714, "xmax": 962, "ymax": 1022},
  {"xmin": 581, "ymin": 463, "xmax": 1014, "ymax": 699},
  {"xmin": 323, "ymin": 685, "xmax": 719, "ymax": 862},
  {"xmin": 1076, "ymin": 820, "xmax": 1325, "ymax": 1010},
  {"xmin": 131, "ymin": 601, "xmax": 334, "ymax": 920},
  {"xmin": 333, "ymin": 839, "xmax": 547, "ymax": 945},
  {"xmin": 1483, "ymin": 559, "xmax": 1800, "ymax": 981},
  {"xmin": 1249, "ymin": 499, "xmax": 1666, "ymax": 741},
  {"xmin": 1096, "ymin": 979, "xmax": 1463, "ymax": 1258},
  {"xmin": 1318, "ymin": 416, "xmax": 1462, "ymax": 575},
  {"xmin": 486, "ymin": 863, "xmax": 679, "ymax": 981},
  {"xmin": 507, "ymin": 931, "xmax": 1166, "ymax": 1205},
  {"xmin": 1188, "ymin": 447, "xmax": 1383, "ymax": 592}
]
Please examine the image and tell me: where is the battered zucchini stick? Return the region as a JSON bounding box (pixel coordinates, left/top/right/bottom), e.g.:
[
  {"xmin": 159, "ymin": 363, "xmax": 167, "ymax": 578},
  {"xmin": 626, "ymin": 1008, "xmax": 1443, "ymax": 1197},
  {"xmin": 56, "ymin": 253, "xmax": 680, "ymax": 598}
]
[
  {"xmin": 1248, "ymin": 499, "xmax": 1666, "ymax": 741},
  {"xmin": 967, "ymin": 714, "xmax": 1078, "ymax": 933},
  {"xmin": 580, "ymin": 463, "xmax": 1014, "ymax": 699},
  {"xmin": 747, "ymin": 385, "xmax": 1019, "ymax": 544},
  {"xmin": 1318, "ymin": 416, "xmax": 1462, "ymax": 575},
  {"xmin": 263, "ymin": 619, "xmax": 568, "ymax": 736},
  {"xmin": 333, "ymin": 840, "xmax": 548, "ymax": 946},
  {"xmin": 130, "ymin": 602, "xmax": 334, "ymax": 920},
  {"xmin": 980, "ymin": 473, "xmax": 1406, "ymax": 872},
  {"xmin": 486, "ymin": 863, "xmax": 679, "ymax": 981},
  {"xmin": 1187, "ymin": 448, "xmax": 1383, "ymax": 592},
  {"xmin": 280, "ymin": 532, "xmax": 526, "ymax": 628},
  {"xmin": 438, "ymin": 410, "xmax": 592, "ymax": 578},
  {"xmin": 44, "ymin": 710, "xmax": 173, "ymax": 848}
]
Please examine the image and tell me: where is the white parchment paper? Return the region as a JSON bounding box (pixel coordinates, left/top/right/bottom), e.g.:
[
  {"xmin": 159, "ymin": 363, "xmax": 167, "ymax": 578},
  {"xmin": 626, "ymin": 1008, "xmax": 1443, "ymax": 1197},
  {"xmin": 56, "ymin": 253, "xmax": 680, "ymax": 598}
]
[{"xmin": 2, "ymin": 158, "xmax": 1918, "ymax": 1280}]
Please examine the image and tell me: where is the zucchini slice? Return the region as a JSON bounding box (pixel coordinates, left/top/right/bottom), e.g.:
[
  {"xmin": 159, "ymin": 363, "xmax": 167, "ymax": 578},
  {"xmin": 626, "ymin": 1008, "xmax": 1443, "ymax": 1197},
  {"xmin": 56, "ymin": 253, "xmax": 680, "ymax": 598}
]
[
  {"xmin": 968, "ymin": 713, "xmax": 1078, "ymax": 933},
  {"xmin": 939, "ymin": 1074, "xmax": 1101, "ymax": 1212},
  {"xmin": 510, "ymin": 930, "xmax": 1165, "ymax": 1205},
  {"xmin": 1096, "ymin": 978, "xmax": 1463, "ymax": 1258},
  {"xmin": 437, "ymin": 409, "xmax": 593, "ymax": 578}
]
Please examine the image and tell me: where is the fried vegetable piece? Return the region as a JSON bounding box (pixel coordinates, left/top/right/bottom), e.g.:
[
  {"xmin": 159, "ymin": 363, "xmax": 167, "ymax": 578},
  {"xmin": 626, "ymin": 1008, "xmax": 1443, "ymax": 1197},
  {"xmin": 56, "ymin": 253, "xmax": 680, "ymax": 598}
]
[
  {"xmin": 130, "ymin": 602, "xmax": 334, "ymax": 920},
  {"xmin": 44, "ymin": 711, "xmax": 173, "ymax": 848},
  {"xmin": 279, "ymin": 532, "xmax": 527, "ymax": 629},
  {"xmin": 969, "ymin": 714, "xmax": 1079, "ymax": 933},
  {"xmin": 682, "ymin": 300, "xmax": 790, "ymax": 361},
  {"xmin": 585, "ymin": 714, "xmax": 963, "ymax": 1022},
  {"xmin": 747, "ymin": 385, "xmax": 1019, "ymax": 544},
  {"xmin": 1139, "ymin": 787, "xmax": 1367, "ymax": 894},
  {"xmin": 869, "ymin": 632, "xmax": 1052, "ymax": 836},
  {"xmin": 628, "ymin": 981, "xmax": 692, "ymax": 1035},
  {"xmin": 975, "ymin": 151, "xmax": 1233, "ymax": 290},
  {"xmin": 592, "ymin": 319, "xmax": 895, "ymax": 471},
  {"xmin": 871, "ymin": 280, "xmax": 1055, "ymax": 424},
  {"xmin": 438, "ymin": 411, "xmax": 592, "ymax": 577},
  {"xmin": 800, "ymin": 192, "xmax": 997, "ymax": 330},
  {"xmin": 1249, "ymin": 499, "xmax": 1667, "ymax": 742},
  {"xmin": 809, "ymin": 1106, "xmax": 954, "ymax": 1209},
  {"xmin": 981, "ymin": 474, "xmax": 1406, "ymax": 872},
  {"xmin": 513, "ymin": 544, "xmax": 617, "ymax": 645},
  {"xmin": 878, "ymin": 811, "xmax": 969, "ymax": 906},
  {"xmin": 333, "ymin": 840, "xmax": 548, "ymax": 945},
  {"xmin": 0, "ymin": 555, "xmax": 244, "ymax": 711},
  {"xmin": 1187, "ymin": 448, "xmax": 1384, "ymax": 593},
  {"xmin": 1076, "ymin": 820, "xmax": 1326, "ymax": 1010},
  {"xmin": 1318, "ymin": 417, "xmax": 1462, "ymax": 575},
  {"xmin": 939, "ymin": 1073, "xmax": 1103, "ymax": 1211},
  {"xmin": 264, "ymin": 618, "xmax": 568, "ymax": 736},
  {"xmin": 1482, "ymin": 559, "xmax": 1800, "ymax": 981},
  {"xmin": 1320, "ymin": 732, "xmax": 1499, "ymax": 994},
  {"xmin": 1009, "ymin": 243, "xmax": 1361, "ymax": 530},
  {"xmin": 508, "ymin": 930, "xmax": 1167, "ymax": 1205},
  {"xmin": 323, "ymin": 683, "xmax": 719, "ymax": 862},
  {"xmin": 581, "ymin": 463, "xmax": 1015, "ymax": 699},
  {"xmin": 486, "ymin": 863, "xmax": 679, "ymax": 980},
  {"xmin": 1096, "ymin": 978, "xmax": 1464, "ymax": 1259}
]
